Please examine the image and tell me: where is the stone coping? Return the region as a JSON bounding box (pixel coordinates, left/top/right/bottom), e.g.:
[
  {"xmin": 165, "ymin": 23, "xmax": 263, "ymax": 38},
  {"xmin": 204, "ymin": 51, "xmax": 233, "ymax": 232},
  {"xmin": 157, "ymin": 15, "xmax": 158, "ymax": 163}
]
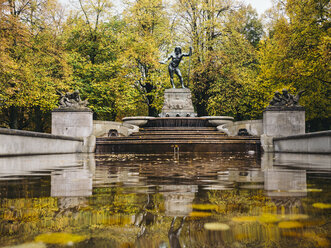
[
  {"xmin": 0, "ymin": 128, "xmax": 84, "ymax": 142},
  {"xmin": 274, "ymin": 130, "xmax": 331, "ymax": 141},
  {"xmin": 164, "ymin": 88, "xmax": 191, "ymax": 93},
  {"xmin": 200, "ymin": 116, "xmax": 234, "ymax": 120},
  {"xmin": 122, "ymin": 116, "xmax": 155, "ymax": 121},
  {"xmin": 263, "ymin": 106, "xmax": 305, "ymax": 112},
  {"xmin": 152, "ymin": 117, "xmax": 208, "ymax": 120},
  {"xmin": 52, "ymin": 107, "xmax": 92, "ymax": 112}
]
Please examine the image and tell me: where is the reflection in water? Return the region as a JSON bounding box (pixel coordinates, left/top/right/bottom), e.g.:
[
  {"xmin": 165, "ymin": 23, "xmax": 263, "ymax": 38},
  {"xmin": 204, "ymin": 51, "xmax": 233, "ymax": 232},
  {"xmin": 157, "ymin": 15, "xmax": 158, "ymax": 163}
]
[{"xmin": 0, "ymin": 152, "xmax": 330, "ymax": 248}]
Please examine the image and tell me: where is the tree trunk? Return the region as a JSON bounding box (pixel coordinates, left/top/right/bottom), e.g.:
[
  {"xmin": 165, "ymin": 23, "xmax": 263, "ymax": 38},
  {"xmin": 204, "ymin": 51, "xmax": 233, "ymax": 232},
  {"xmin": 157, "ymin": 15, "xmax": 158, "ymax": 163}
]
[{"xmin": 9, "ymin": 106, "xmax": 18, "ymax": 129}]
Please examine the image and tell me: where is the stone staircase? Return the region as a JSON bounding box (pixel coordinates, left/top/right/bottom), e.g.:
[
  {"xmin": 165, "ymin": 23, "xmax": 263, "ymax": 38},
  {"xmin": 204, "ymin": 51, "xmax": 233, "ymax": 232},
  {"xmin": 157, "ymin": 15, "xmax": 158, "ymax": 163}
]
[{"xmin": 96, "ymin": 126, "xmax": 261, "ymax": 154}]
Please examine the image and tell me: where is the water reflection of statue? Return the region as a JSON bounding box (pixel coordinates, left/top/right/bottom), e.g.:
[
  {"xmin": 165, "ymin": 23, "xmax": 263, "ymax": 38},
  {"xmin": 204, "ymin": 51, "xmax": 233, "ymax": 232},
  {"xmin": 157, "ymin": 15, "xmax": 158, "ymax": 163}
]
[
  {"xmin": 168, "ymin": 217, "xmax": 186, "ymax": 248},
  {"xmin": 160, "ymin": 47, "xmax": 192, "ymax": 88}
]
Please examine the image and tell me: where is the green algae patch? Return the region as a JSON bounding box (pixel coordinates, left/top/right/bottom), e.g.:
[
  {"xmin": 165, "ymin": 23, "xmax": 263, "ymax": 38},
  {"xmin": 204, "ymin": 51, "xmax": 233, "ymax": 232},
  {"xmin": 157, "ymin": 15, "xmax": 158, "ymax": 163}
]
[
  {"xmin": 35, "ymin": 233, "xmax": 86, "ymax": 245},
  {"xmin": 232, "ymin": 216, "xmax": 258, "ymax": 223},
  {"xmin": 204, "ymin": 223, "xmax": 230, "ymax": 231},
  {"xmin": 278, "ymin": 221, "xmax": 303, "ymax": 229},
  {"xmin": 312, "ymin": 203, "xmax": 331, "ymax": 209}
]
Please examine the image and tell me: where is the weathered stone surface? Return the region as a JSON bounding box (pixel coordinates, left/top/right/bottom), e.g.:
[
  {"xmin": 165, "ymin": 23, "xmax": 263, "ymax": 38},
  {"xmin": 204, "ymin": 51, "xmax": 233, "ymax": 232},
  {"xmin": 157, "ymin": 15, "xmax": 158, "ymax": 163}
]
[
  {"xmin": 94, "ymin": 120, "xmax": 139, "ymax": 137},
  {"xmin": 273, "ymin": 130, "xmax": 331, "ymax": 154},
  {"xmin": 0, "ymin": 128, "xmax": 84, "ymax": 156},
  {"xmin": 122, "ymin": 116, "xmax": 154, "ymax": 127},
  {"xmin": 52, "ymin": 109, "xmax": 93, "ymax": 137},
  {"xmin": 263, "ymin": 109, "xmax": 305, "ymax": 137},
  {"xmin": 223, "ymin": 119, "xmax": 262, "ymax": 136},
  {"xmin": 201, "ymin": 116, "xmax": 234, "ymax": 127},
  {"xmin": 160, "ymin": 88, "xmax": 196, "ymax": 117}
]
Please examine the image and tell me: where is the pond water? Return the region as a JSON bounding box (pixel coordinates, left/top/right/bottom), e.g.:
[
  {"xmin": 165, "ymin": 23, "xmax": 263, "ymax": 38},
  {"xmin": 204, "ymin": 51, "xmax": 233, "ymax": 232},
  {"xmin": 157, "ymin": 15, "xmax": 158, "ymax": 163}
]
[{"xmin": 0, "ymin": 152, "xmax": 330, "ymax": 248}]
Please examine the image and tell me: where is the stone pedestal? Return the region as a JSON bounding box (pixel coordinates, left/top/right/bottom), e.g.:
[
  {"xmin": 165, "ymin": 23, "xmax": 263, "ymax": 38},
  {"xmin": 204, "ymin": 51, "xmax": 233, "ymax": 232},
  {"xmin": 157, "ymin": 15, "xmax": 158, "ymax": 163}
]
[
  {"xmin": 52, "ymin": 108, "xmax": 93, "ymax": 137},
  {"xmin": 263, "ymin": 108, "xmax": 305, "ymax": 137},
  {"xmin": 160, "ymin": 88, "xmax": 196, "ymax": 117}
]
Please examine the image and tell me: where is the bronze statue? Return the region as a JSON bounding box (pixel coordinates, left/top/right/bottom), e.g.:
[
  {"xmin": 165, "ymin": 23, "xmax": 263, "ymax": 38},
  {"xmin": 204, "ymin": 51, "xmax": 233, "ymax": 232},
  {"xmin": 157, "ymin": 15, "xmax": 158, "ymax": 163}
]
[
  {"xmin": 160, "ymin": 46, "xmax": 192, "ymax": 88},
  {"xmin": 269, "ymin": 89, "xmax": 305, "ymax": 108}
]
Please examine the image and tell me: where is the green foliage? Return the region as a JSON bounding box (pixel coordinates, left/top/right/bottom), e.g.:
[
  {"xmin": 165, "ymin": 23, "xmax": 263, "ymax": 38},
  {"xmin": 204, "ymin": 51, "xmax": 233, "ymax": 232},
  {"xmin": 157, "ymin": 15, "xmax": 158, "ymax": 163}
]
[
  {"xmin": 0, "ymin": 0, "xmax": 329, "ymax": 130},
  {"xmin": 258, "ymin": 0, "xmax": 331, "ymax": 125}
]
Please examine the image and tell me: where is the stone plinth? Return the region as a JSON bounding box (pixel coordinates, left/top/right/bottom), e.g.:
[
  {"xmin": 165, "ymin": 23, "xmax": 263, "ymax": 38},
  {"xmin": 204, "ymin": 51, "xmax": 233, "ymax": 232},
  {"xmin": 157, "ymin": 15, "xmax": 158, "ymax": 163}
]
[
  {"xmin": 160, "ymin": 88, "xmax": 196, "ymax": 117},
  {"xmin": 52, "ymin": 108, "xmax": 93, "ymax": 137},
  {"xmin": 263, "ymin": 107, "xmax": 305, "ymax": 137}
]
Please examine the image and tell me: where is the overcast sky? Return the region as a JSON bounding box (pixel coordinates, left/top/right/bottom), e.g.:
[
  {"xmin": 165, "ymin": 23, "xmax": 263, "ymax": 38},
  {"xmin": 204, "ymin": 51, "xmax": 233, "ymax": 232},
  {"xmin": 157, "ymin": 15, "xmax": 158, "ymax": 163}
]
[
  {"xmin": 243, "ymin": 0, "xmax": 272, "ymax": 15},
  {"xmin": 61, "ymin": 0, "xmax": 273, "ymax": 16}
]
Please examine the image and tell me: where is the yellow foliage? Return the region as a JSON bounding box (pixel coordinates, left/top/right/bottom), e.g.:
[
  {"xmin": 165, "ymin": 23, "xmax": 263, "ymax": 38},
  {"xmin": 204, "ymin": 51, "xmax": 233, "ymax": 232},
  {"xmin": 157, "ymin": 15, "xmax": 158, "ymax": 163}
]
[
  {"xmin": 278, "ymin": 221, "xmax": 303, "ymax": 229},
  {"xmin": 34, "ymin": 232, "xmax": 86, "ymax": 245},
  {"xmin": 189, "ymin": 212, "xmax": 212, "ymax": 217},
  {"xmin": 204, "ymin": 223, "xmax": 230, "ymax": 231},
  {"xmin": 312, "ymin": 203, "xmax": 331, "ymax": 209}
]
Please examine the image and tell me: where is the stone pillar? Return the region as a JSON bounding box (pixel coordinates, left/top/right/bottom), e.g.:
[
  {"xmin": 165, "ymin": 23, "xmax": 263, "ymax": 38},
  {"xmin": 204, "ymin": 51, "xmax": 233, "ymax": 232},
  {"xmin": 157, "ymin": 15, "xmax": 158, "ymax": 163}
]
[
  {"xmin": 52, "ymin": 108, "xmax": 93, "ymax": 138},
  {"xmin": 261, "ymin": 107, "xmax": 305, "ymax": 152},
  {"xmin": 160, "ymin": 88, "xmax": 196, "ymax": 117},
  {"xmin": 263, "ymin": 108, "xmax": 305, "ymax": 137}
]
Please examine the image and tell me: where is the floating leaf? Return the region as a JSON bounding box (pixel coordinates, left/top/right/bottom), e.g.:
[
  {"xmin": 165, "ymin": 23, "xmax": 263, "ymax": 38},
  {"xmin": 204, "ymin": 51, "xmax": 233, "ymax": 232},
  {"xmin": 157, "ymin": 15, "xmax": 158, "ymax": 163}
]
[
  {"xmin": 283, "ymin": 214, "xmax": 309, "ymax": 220},
  {"xmin": 35, "ymin": 233, "xmax": 86, "ymax": 245},
  {"xmin": 307, "ymin": 189, "xmax": 323, "ymax": 192},
  {"xmin": 189, "ymin": 212, "xmax": 212, "ymax": 217},
  {"xmin": 232, "ymin": 216, "xmax": 258, "ymax": 223},
  {"xmin": 312, "ymin": 203, "xmax": 331, "ymax": 209},
  {"xmin": 204, "ymin": 223, "xmax": 230, "ymax": 231},
  {"xmin": 278, "ymin": 221, "xmax": 303, "ymax": 229}
]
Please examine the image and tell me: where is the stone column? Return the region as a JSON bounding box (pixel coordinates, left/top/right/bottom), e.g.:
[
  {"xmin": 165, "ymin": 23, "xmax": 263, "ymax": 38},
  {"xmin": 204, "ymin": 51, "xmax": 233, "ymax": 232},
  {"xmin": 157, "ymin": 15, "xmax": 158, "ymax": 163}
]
[{"xmin": 52, "ymin": 108, "xmax": 93, "ymax": 138}]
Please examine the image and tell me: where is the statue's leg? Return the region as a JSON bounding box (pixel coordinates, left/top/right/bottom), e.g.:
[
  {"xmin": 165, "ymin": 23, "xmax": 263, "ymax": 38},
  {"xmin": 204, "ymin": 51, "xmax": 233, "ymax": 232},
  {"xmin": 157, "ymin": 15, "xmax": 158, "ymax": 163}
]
[
  {"xmin": 176, "ymin": 69, "xmax": 185, "ymax": 88},
  {"xmin": 169, "ymin": 67, "xmax": 175, "ymax": 88}
]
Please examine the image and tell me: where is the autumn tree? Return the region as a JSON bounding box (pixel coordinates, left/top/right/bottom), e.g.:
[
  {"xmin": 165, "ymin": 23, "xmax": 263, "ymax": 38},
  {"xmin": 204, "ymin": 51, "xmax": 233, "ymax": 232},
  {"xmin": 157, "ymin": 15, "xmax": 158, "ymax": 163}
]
[
  {"xmin": 121, "ymin": 0, "xmax": 171, "ymax": 117},
  {"xmin": 0, "ymin": 0, "xmax": 71, "ymax": 131},
  {"xmin": 258, "ymin": 0, "xmax": 330, "ymax": 130}
]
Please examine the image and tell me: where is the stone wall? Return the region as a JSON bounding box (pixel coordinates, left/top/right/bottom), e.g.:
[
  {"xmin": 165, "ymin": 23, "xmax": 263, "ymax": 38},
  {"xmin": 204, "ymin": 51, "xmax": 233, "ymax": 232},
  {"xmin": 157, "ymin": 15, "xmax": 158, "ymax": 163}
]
[
  {"xmin": 0, "ymin": 128, "xmax": 85, "ymax": 156},
  {"xmin": 223, "ymin": 120, "xmax": 262, "ymax": 136},
  {"xmin": 93, "ymin": 120, "xmax": 139, "ymax": 137},
  {"xmin": 273, "ymin": 130, "xmax": 331, "ymax": 154}
]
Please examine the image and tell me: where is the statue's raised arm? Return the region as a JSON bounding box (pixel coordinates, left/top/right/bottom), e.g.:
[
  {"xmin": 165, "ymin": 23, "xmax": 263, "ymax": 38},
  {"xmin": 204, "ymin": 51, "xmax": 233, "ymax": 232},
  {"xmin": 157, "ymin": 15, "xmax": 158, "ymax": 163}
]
[{"xmin": 160, "ymin": 46, "xmax": 192, "ymax": 88}]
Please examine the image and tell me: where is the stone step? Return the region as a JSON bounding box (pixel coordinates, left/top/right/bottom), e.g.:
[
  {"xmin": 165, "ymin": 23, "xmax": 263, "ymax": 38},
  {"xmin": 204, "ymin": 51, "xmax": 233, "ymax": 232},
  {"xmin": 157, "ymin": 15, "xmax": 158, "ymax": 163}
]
[
  {"xmin": 140, "ymin": 127, "xmax": 216, "ymax": 131},
  {"xmin": 129, "ymin": 131, "xmax": 226, "ymax": 137},
  {"xmin": 97, "ymin": 135, "xmax": 259, "ymax": 142},
  {"xmin": 97, "ymin": 139, "xmax": 260, "ymax": 144},
  {"xmin": 96, "ymin": 139, "xmax": 261, "ymax": 153}
]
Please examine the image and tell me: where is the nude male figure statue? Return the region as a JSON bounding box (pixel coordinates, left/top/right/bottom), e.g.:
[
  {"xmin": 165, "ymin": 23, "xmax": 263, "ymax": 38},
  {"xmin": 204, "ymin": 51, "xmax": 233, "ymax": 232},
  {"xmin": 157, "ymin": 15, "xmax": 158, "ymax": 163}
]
[{"xmin": 160, "ymin": 46, "xmax": 192, "ymax": 88}]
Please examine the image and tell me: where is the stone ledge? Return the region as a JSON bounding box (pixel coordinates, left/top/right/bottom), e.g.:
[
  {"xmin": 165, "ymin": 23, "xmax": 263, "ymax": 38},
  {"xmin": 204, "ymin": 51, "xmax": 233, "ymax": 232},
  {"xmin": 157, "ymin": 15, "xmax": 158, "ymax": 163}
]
[
  {"xmin": 52, "ymin": 107, "xmax": 92, "ymax": 112},
  {"xmin": 264, "ymin": 106, "xmax": 305, "ymax": 112},
  {"xmin": 0, "ymin": 128, "xmax": 83, "ymax": 142},
  {"xmin": 274, "ymin": 130, "xmax": 331, "ymax": 141},
  {"xmin": 164, "ymin": 88, "xmax": 191, "ymax": 93}
]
